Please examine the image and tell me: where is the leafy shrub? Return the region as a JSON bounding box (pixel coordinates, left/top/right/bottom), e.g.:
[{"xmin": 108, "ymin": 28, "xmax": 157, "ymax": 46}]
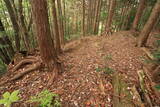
[
  {"xmin": 29, "ymin": 90, "xmax": 61, "ymax": 107},
  {"xmin": 0, "ymin": 90, "xmax": 20, "ymax": 107}
]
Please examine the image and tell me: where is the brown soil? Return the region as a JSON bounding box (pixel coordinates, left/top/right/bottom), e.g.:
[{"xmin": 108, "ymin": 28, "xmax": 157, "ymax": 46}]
[{"xmin": 0, "ymin": 31, "xmax": 153, "ymax": 107}]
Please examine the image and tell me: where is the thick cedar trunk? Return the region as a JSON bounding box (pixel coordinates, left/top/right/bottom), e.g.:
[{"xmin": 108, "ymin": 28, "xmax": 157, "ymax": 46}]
[
  {"xmin": 82, "ymin": 0, "xmax": 85, "ymax": 36},
  {"xmin": 138, "ymin": 1, "xmax": 160, "ymax": 47},
  {"xmin": 105, "ymin": 0, "xmax": 116, "ymax": 34},
  {"xmin": 57, "ymin": 0, "xmax": 65, "ymax": 45},
  {"xmin": 30, "ymin": 0, "xmax": 59, "ymax": 75},
  {"xmin": 132, "ymin": 0, "xmax": 146, "ymax": 31},
  {"xmin": 3, "ymin": 0, "xmax": 20, "ymax": 51},
  {"xmin": 51, "ymin": 0, "xmax": 61, "ymax": 54}
]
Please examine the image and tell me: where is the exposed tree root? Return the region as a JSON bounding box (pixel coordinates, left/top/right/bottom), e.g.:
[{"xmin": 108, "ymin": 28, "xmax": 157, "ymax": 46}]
[
  {"xmin": 0, "ymin": 62, "xmax": 41, "ymax": 86},
  {"xmin": 11, "ymin": 62, "xmax": 41, "ymax": 81},
  {"xmin": 47, "ymin": 61, "xmax": 63, "ymax": 87},
  {"xmin": 12, "ymin": 59, "xmax": 36, "ymax": 72},
  {"xmin": 0, "ymin": 56, "xmax": 41, "ymax": 86}
]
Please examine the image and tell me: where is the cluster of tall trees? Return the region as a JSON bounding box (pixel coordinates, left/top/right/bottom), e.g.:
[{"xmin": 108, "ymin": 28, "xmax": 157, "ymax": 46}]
[
  {"xmin": 0, "ymin": 0, "xmax": 66, "ymax": 77},
  {"xmin": 0, "ymin": 0, "xmax": 160, "ymax": 77}
]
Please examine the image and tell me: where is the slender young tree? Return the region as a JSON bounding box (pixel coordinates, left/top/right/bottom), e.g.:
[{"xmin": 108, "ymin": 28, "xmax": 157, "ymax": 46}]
[
  {"xmin": 18, "ymin": 0, "xmax": 30, "ymax": 51},
  {"xmin": 51, "ymin": 0, "xmax": 62, "ymax": 54},
  {"xmin": 30, "ymin": 0, "xmax": 60, "ymax": 79},
  {"xmin": 3, "ymin": 0, "xmax": 20, "ymax": 51},
  {"xmin": 93, "ymin": 0, "xmax": 102, "ymax": 34},
  {"xmin": 62, "ymin": 0, "xmax": 66, "ymax": 37},
  {"xmin": 131, "ymin": 0, "xmax": 146, "ymax": 31},
  {"xmin": 82, "ymin": 0, "xmax": 85, "ymax": 36},
  {"xmin": 105, "ymin": 0, "xmax": 116, "ymax": 35},
  {"xmin": 138, "ymin": 0, "xmax": 160, "ymax": 47},
  {"xmin": 57, "ymin": 0, "xmax": 64, "ymax": 45}
]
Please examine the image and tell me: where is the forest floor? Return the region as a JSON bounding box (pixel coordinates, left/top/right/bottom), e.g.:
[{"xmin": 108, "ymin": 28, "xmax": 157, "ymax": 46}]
[{"xmin": 0, "ymin": 31, "xmax": 160, "ymax": 107}]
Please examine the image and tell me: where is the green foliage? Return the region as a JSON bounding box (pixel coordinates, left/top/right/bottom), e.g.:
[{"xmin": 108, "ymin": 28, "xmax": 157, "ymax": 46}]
[
  {"xmin": 154, "ymin": 85, "xmax": 160, "ymax": 91},
  {"xmin": 153, "ymin": 50, "xmax": 160, "ymax": 64},
  {"xmin": 0, "ymin": 59, "xmax": 7, "ymax": 75},
  {"xmin": 96, "ymin": 67, "xmax": 101, "ymax": 72},
  {"xmin": 0, "ymin": 90, "xmax": 20, "ymax": 107},
  {"xmin": 28, "ymin": 90, "xmax": 61, "ymax": 107},
  {"xmin": 96, "ymin": 67, "xmax": 116, "ymax": 74},
  {"xmin": 103, "ymin": 67, "xmax": 116, "ymax": 74}
]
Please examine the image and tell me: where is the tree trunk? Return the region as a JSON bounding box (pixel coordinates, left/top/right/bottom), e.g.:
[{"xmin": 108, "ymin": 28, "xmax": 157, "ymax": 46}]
[
  {"xmin": 51, "ymin": 0, "xmax": 62, "ymax": 54},
  {"xmin": 90, "ymin": 0, "xmax": 96, "ymax": 33},
  {"xmin": 62, "ymin": 0, "xmax": 66, "ymax": 37},
  {"xmin": 3, "ymin": 0, "xmax": 20, "ymax": 51},
  {"xmin": 82, "ymin": 0, "xmax": 85, "ymax": 36},
  {"xmin": 131, "ymin": 0, "xmax": 146, "ymax": 31},
  {"xmin": 105, "ymin": 0, "xmax": 116, "ymax": 34},
  {"xmin": 93, "ymin": 0, "xmax": 101, "ymax": 34},
  {"xmin": 30, "ymin": 0, "xmax": 60, "ymax": 77},
  {"xmin": 87, "ymin": 0, "xmax": 91, "ymax": 34},
  {"xmin": 138, "ymin": 0, "xmax": 160, "ymax": 47},
  {"xmin": 57, "ymin": 0, "xmax": 64, "ymax": 45},
  {"xmin": 18, "ymin": 0, "xmax": 30, "ymax": 51}
]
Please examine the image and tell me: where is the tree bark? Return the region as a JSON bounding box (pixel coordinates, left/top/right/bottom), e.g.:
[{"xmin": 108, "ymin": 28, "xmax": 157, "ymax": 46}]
[
  {"xmin": 87, "ymin": 0, "xmax": 91, "ymax": 34},
  {"xmin": 93, "ymin": 0, "xmax": 102, "ymax": 34},
  {"xmin": 57, "ymin": 0, "xmax": 65, "ymax": 45},
  {"xmin": 18, "ymin": 0, "xmax": 30, "ymax": 51},
  {"xmin": 105, "ymin": 0, "xmax": 116, "ymax": 35},
  {"xmin": 138, "ymin": 0, "xmax": 160, "ymax": 47},
  {"xmin": 82, "ymin": 0, "xmax": 85, "ymax": 36},
  {"xmin": 131, "ymin": 0, "xmax": 146, "ymax": 31},
  {"xmin": 51, "ymin": 0, "xmax": 62, "ymax": 54},
  {"xmin": 62, "ymin": 0, "xmax": 66, "ymax": 37},
  {"xmin": 31, "ymin": 0, "xmax": 60, "ymax": 76}
]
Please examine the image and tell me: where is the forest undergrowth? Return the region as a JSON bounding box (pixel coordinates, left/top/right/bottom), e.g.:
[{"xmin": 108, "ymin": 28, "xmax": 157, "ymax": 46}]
[{"xmin": 0, "ymin": 31, "xmax": 159, "ymax": 107}]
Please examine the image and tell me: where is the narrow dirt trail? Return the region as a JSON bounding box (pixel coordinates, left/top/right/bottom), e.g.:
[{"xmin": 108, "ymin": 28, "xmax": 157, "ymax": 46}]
[
  {"xmin": 0, "ymin": 31, "xmax": 145, "ymax": 106},
  {"xmin": 49, "ymin": 31, "xmax": 145, "ymax": 106}
]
